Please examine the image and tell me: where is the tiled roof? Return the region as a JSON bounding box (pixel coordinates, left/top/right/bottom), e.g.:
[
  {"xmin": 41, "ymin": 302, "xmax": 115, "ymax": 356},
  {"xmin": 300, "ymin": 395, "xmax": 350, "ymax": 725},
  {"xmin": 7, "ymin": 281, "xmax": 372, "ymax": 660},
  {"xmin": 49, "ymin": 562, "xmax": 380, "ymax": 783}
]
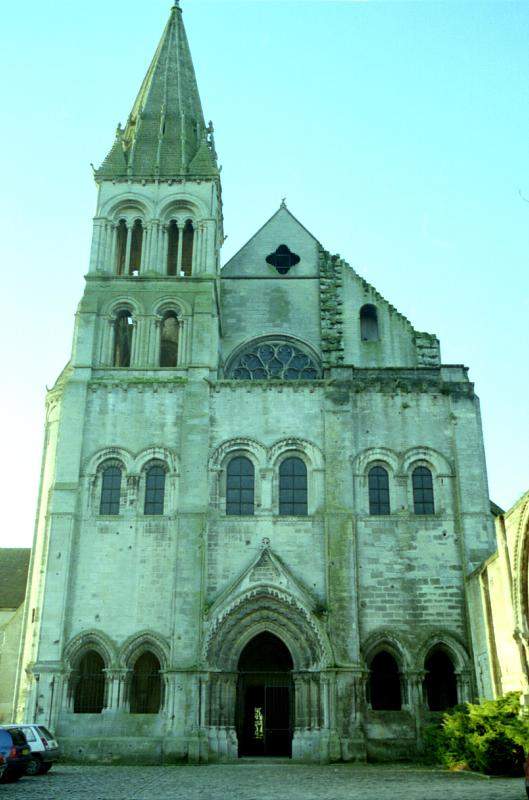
[
  {"xmin": 96, "ymin": 3, "xmax": 218, "ymax": 181},
  {"xmin": 0, "ymin": 549, "xmax": 31, "ymax": 609}
]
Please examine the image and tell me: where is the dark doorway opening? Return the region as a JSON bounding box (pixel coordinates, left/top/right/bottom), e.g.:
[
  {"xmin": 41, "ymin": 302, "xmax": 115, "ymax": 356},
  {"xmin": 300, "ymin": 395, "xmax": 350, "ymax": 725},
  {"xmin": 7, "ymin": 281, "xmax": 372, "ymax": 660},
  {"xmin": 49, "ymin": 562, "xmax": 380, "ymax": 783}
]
[
  {"xmin": 237, "ymin": 632, "xmax": 294, "ymax": 758},
  {"xmin": 425, "ymin": 649, "xmax": 458, "ymax": 711}
]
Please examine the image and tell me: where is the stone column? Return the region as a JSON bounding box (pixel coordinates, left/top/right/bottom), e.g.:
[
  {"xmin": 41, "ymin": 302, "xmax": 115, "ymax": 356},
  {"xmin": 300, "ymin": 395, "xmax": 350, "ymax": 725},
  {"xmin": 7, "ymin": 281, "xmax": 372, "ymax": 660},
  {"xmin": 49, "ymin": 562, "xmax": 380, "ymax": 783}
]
[
  {"xmin": 129, "ymin": 317, "xmax": 140, "ymax": 367},
  {"xmin": 177, "ymin": 222, "xmax": 184, "ymax": 275},
  {"xmin": 456, "ymin": 670, "xmax": 472, "ymax": 703},
  {"xmin": 102, "ymin": 668, "xmax": 129, "ymax": 714},
  {"xmin": 109, "ymin": 224, "xmax": 117, "ymax": 274},
  {"xmin": 124, "ymin": 222, "xmax": 133, "ymax": 274},
  {"xmin": 405, "ymin": 670, "xmax": 426, "ymax": 748}
]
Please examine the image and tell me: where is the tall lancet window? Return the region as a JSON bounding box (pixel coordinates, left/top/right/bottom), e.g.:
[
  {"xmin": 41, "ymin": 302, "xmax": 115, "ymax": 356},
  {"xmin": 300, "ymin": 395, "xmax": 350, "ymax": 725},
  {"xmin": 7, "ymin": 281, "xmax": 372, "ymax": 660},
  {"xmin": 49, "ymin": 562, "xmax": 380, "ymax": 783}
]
[
  {"xmin": 129, "ymin": 219, "xmax": 144, "ymax": 275},
  {"xmin": 116, "ymin": 219, "xmax": 128, "ymax": 275},
  {"xmin": 113, "ymin": 310, "xmax": 134, "ymax": 368},
  {"xmin": 160, "ymin": 312, "xmax": 180, "ymax": 367},
  {"xmin": 182, "ymin": 220, "xmax": 194, "ymax": 276},
  {"xmin": 167, "ymin": 221, "xmax": 179, "ymax": 276}
]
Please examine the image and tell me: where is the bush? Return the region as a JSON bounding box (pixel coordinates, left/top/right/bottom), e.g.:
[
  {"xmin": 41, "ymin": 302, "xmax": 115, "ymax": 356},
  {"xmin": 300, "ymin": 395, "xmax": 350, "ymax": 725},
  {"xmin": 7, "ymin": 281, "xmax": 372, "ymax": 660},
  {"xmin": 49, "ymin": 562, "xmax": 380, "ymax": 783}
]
[{"xmin": 422, "ymin": 692, "xmax": 529, "ymax": 776}]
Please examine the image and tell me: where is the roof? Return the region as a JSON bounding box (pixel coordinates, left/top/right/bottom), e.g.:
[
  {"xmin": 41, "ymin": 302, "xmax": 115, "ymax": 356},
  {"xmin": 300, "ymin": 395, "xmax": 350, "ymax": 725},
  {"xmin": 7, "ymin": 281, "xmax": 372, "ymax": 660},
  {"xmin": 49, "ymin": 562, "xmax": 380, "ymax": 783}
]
[
  {"xmin": 96, "ymin": 3, "xmax": 218, "ymax": 181},
  {"xmin": 0, "ymin": 549, "xmax": 31, "ymax": 608},
  {"xmin": 490, "ymin": 500, "xmax": 505, "ymax": 517}
]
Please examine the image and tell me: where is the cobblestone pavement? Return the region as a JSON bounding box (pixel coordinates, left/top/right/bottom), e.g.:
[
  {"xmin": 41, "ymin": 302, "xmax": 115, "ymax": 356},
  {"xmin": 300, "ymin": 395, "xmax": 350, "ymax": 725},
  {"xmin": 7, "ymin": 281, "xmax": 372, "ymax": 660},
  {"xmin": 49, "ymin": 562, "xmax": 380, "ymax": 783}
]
[{"xmin": 1, "ymin": 764, "xmax": 525, "ymax": 800}]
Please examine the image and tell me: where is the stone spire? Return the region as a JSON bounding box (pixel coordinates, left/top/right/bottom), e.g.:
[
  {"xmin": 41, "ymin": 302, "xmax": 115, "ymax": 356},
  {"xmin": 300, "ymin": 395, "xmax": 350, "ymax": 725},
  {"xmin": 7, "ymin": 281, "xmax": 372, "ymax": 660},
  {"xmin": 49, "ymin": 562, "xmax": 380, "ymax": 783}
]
[{"xmin": 96, "ymin": 3, "xmax": 218, "ymax": 181}]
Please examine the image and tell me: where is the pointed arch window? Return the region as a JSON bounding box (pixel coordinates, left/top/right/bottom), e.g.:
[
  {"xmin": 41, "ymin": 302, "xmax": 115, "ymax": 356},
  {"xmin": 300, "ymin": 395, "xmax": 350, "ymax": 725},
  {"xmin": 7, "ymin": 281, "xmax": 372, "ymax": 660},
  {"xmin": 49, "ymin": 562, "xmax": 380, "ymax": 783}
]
[
  {"xmin": 226, "ymin": 457, "xmax": 255, "ymax": 516},
  {"xmin": 116, "ymin": 219, "xmax": 128, "ymax": 275},
  {"xmin": 160, "ymin": 312, "xmax": 180, "ymax": 368},
  {"xmin": 413, "ymin": 467, "xmax": 435, "ymax": 515},
  {"xmin": 129, "ymin": 219, "xmax": 144, "ymax": 275},
  {"xmin": 113, "ymin": 310, "xmax": 134, "ymax": 367},
  {"xmin": 369, "ymin": 651, "xmax": 402, "ymax": 710},
  {"xmin": 100, "ymin": 464, "xmax": 122, "ymax": 516},
  {"xmin": 279, "ymin": 457, "xmax": 308, "ymax": 516},
  {"xmin": 424, "ymin": 649, "xmax": 458, "ymax": 711},
  {"xmin": 130, "ymin": 652, "xmax": 162, "ymax": 714},
  {"xmin": 74, "ymin": 651, "xmax": 106, "ymax": 714},
  {"xmin": 167, "ymin": 220, "xmax": 179, "ymax": 276},
  {"xmin": 181, "ymin": 220, "xmax": 194, "ymax": 276},
  {"xmin": 144, "ymin": 463, "xmax": 167, "ymax": 516},
  {"xmin": 368, "ymin": 466, "xmax": 390, "ymax": 515},
  {"xmin": 360, "ymin": 304, "xmax": 379, "ymax": 341}
]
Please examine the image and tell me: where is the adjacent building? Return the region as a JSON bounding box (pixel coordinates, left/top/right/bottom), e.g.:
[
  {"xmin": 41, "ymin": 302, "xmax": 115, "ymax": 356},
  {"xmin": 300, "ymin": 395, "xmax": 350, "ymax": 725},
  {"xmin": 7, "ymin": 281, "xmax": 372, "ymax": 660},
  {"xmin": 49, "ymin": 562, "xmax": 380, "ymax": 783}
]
[{"xmin": 0, "ymin": 549, "xmax": 30, "ymax": 722}]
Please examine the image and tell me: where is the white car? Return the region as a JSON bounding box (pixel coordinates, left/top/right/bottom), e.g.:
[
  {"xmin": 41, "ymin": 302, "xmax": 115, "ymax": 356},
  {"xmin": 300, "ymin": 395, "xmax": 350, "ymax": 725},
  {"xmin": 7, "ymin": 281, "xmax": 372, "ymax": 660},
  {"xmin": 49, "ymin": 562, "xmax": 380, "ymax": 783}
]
[{"xmin": 3, "ymin": 724, "xmax": 59, "ymax": 776}]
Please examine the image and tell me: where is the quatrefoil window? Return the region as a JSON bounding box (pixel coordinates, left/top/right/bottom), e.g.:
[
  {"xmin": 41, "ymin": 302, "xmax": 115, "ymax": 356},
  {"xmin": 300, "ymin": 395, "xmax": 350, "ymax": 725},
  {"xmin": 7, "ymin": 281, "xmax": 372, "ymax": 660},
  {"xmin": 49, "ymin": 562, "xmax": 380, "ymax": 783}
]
[{"xmin": 266, "ymin": 245, "xmax": 301, "ymax": 275}]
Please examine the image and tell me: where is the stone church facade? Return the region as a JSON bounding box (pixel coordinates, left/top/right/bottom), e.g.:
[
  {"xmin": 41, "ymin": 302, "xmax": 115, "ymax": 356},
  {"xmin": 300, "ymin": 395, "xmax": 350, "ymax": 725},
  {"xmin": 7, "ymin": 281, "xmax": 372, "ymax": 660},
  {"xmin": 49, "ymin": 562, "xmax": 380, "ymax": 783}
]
[{"xmin": 16, "ymin": 3, "xmax": 496, "ymax": 763}]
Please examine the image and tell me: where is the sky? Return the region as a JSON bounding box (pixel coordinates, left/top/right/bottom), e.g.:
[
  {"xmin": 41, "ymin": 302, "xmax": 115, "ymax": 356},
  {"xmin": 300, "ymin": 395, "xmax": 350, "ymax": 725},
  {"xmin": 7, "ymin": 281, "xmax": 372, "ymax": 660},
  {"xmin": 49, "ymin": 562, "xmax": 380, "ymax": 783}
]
[{"xmin": 0, "ymin": 0, "xmax": 528, "ymax": 548}]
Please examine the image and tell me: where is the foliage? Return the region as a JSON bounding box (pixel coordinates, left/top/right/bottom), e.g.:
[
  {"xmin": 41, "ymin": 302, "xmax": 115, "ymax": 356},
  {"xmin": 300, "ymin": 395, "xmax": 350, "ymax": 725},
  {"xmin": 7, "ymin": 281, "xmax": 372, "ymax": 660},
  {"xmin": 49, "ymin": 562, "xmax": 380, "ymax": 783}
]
[{"xmin": 422, "ymin": 692, "xmax": 529, "ymax": 776}]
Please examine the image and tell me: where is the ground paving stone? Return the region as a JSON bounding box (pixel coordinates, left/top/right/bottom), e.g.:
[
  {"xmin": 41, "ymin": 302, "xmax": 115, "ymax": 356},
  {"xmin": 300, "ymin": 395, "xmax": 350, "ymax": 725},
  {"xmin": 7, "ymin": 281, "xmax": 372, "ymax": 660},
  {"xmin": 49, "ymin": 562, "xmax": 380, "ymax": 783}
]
[{"xmin": 1, "ymin": 764, "xmax": 525, "ymax": 800}]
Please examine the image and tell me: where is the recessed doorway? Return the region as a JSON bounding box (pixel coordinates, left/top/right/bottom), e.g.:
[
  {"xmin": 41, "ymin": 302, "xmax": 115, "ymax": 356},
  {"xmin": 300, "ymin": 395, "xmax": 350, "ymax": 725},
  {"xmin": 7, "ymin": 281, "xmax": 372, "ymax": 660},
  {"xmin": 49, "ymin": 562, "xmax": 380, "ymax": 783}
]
[{"xmin": 236, "ymin": 631, "xmax": 294, "ymax": 757}]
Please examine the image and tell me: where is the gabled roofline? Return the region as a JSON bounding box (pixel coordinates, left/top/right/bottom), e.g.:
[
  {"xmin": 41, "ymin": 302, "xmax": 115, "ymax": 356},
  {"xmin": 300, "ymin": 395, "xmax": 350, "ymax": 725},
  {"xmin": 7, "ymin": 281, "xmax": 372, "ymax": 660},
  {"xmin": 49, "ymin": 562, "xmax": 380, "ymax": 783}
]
[{"xmin": 222, "ymin": 203, "xmax": 321, "ymax": 271}]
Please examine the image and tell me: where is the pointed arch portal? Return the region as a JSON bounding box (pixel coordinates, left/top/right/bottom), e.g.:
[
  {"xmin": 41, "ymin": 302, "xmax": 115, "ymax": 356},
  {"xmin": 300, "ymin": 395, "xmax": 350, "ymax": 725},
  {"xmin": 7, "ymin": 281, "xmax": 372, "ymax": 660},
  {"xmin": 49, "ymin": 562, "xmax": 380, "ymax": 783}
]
[{"xmin": 236, "ymin": 632, "xmax": 294, "ymax": 758}]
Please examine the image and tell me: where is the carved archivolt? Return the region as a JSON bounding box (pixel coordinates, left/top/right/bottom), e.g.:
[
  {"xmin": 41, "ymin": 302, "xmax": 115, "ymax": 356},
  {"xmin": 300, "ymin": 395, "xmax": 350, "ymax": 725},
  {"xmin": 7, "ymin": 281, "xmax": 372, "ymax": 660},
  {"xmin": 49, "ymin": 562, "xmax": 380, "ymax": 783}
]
[
  {"xmin": 415, "ymin": 631, "xmax": 469, "ymax": 672},
  {"xmin": 361, "ymin": 629, "xmax": 411, "ymax": 670},
  {"xmin": 119, "ymin": 630, "xmax": 170, "ymax": 670},
  {"xmin": 63, "ymin": 629, "xmax": 117, "ymax": 669},
  {"xmin": 204, "ymin": 586, "xmax": 332, "ymax": 672}
]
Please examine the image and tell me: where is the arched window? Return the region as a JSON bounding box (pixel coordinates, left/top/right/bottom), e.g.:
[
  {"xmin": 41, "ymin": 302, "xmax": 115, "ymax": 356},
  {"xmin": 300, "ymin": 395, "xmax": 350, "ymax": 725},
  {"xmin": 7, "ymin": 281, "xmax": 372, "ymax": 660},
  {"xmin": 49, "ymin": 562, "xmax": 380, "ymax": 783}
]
[
  {"xmin": 116, "ymin": 219, "xmax": 128, "ymax": 275},
  {"xmin": 181, "ymin": 220, "xmax": 194, "ymax": 276},
  {"xmin": 360, "ymin": 304, "xmax": 379, "ymax": 341},
  {"xmin": 279, "ymin": 457, "xmax": 308, "ymax": 516},
  {"xmin": 160, "ymin": 312, "xmax": 180, "ymax": 368},
  {"xmin": 413, "ymin": 466, "xmax": 435, "ymax": 515},
  {"xmin": 144, "ymin": 463, "xmax": 166, "ymax": 516},
  {"xmin": 113, "ymin": 310, "xmax": 134, "ymax": 367},
  {"xmin": 129, "ymin": 219, "xmax": 144, "ymax": 275},
  {"xmin": 424, "ymin": 649, "xmax": 458, "ymax": 711},
  {"xmin": 226, "ymin": 457, "xmax": 255, "ymax": 516},
  {"xmin": 167, "ymin": 220, "xmax": 179, "ymax": 276},
  {"xmin": 130, "ymin": 652, "xmax": 162, "ymax": 714},
  {"xmin": 74, "ymin": 651, "xmax": 105, "ymax": 714},
  {"xmin": 100, "ymin": 464, "xmax": 122, "ymax": 516},
  {"xmin": 228, "ymin": 340, "xmax": 320, "ymax": 381},
  {"xmin": 368, "ymin": 466, "xmax": 390, "ymax": 515},
  {"xmin": 369, "ymin": 651, "xmax": 402, "ymax": 710}
]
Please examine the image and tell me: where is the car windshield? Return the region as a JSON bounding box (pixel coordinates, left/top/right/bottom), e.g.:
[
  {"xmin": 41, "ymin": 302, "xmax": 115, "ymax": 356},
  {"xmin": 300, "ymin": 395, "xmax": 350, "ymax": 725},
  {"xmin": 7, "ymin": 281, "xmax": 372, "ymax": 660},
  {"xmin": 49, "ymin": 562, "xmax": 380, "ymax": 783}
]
[
  {"xmin": 37, "ymin": 726, "xmax": 54, "ymax": 740},
  {"xmin": 7, "ymin": 729, "xmax": 27, "ymax": 746}
]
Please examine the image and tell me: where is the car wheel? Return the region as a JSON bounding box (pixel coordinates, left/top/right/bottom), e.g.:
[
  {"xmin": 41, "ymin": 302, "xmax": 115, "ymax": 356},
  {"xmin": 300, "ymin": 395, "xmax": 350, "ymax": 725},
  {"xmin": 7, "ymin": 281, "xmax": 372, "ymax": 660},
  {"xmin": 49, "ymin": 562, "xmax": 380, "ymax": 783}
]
[
  {"xmin": 2, "ymin": 771, "xmax": 22, "ymax": 783},
  {"xmin": 25, "ymin": 756, "xmax": 43, "ymax": 776}
]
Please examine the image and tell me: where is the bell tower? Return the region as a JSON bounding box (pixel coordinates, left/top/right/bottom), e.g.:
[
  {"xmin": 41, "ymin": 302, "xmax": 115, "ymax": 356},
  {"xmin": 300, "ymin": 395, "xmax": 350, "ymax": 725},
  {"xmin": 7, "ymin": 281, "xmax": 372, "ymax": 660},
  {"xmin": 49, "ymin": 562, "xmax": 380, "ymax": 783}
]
[{"xmin": 80, "ymin": 0, "xmax": 223, "ymax": 373}]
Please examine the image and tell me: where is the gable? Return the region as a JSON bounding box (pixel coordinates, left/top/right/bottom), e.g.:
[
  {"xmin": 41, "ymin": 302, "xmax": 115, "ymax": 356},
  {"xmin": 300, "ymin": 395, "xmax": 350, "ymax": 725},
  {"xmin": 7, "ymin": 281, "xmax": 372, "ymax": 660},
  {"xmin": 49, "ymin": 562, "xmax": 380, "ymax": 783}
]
[{"xmin": 222, "ymin": 206, "xmax": 320, "ymax": 278}]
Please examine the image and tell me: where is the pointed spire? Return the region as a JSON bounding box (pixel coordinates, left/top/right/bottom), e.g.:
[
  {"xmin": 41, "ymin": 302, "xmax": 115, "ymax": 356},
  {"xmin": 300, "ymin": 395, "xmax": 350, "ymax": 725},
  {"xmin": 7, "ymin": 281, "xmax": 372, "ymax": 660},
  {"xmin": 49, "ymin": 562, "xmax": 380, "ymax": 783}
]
[{"xmin": 96, "ymin": 5, "xmax": 218, "ymax": 181}]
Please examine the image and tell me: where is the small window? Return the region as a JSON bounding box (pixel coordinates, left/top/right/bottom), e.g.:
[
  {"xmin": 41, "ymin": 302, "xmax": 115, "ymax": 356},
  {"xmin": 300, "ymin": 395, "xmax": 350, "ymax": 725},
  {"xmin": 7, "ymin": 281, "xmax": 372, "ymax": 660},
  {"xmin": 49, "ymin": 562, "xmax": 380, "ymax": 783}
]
[
  {"xmin": 413, "ymin": 467, "xmax": 435, "ymax": 515},
  {"xmin": 425, "ymin": 649, "xmax": 458, "ymax": 711},
  {"xmin": 279, "ymin": 457, "xmax": 308, "ymax": 516},
  {"xmin": 37, "ymin": 727, "xmax": 54, "ymax": 741},
  {"xmin": 116, "ymin": 219, "xmax": 128, "ymax": 275},
  {"xmin": 167, "ymin": 220, "xmax": 179, "ymax": 276},
  {"xmin": 144, "ymin": 464, "xmax": 166, "ymax": 516},
  {"xmin": 368, "ymin": 466, "xmax": 390, "ymax": 515},
  {"xmin": 113, "ymin": 310, "xmax": 134, "ymax": 368},
  {"xmin": 360, "ymin": 304, "xmax": 379, "ymax": 341},
  {"xmin": 100, "ymin": 465, "xmax": 122, "ymax": 516},
  {"xmin": 226, "ymin": 457, "xmax": 255, "ymax": 516},
  {"xmin": 181, "ymin": 220, "xmax": 194, "ymax": 276},
  {"xmin": 129, "ymin": 219, "xmax": 144, "ymax": 275},
  {"xmin": 160, "ymin": 312, "xmax": 180, "ymax": 368},
  {"xmin": 369, "ymin": 651, "xmax": 402, "ymax": 710}
]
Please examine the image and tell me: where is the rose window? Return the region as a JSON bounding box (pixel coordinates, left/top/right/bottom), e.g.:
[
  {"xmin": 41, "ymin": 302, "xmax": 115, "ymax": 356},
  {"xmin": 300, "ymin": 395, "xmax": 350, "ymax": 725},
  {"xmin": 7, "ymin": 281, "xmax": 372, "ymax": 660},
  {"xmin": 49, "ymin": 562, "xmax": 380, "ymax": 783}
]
[{"xmin": 228, "ymin": 341, "xmax": 320, "ymax": 381}]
